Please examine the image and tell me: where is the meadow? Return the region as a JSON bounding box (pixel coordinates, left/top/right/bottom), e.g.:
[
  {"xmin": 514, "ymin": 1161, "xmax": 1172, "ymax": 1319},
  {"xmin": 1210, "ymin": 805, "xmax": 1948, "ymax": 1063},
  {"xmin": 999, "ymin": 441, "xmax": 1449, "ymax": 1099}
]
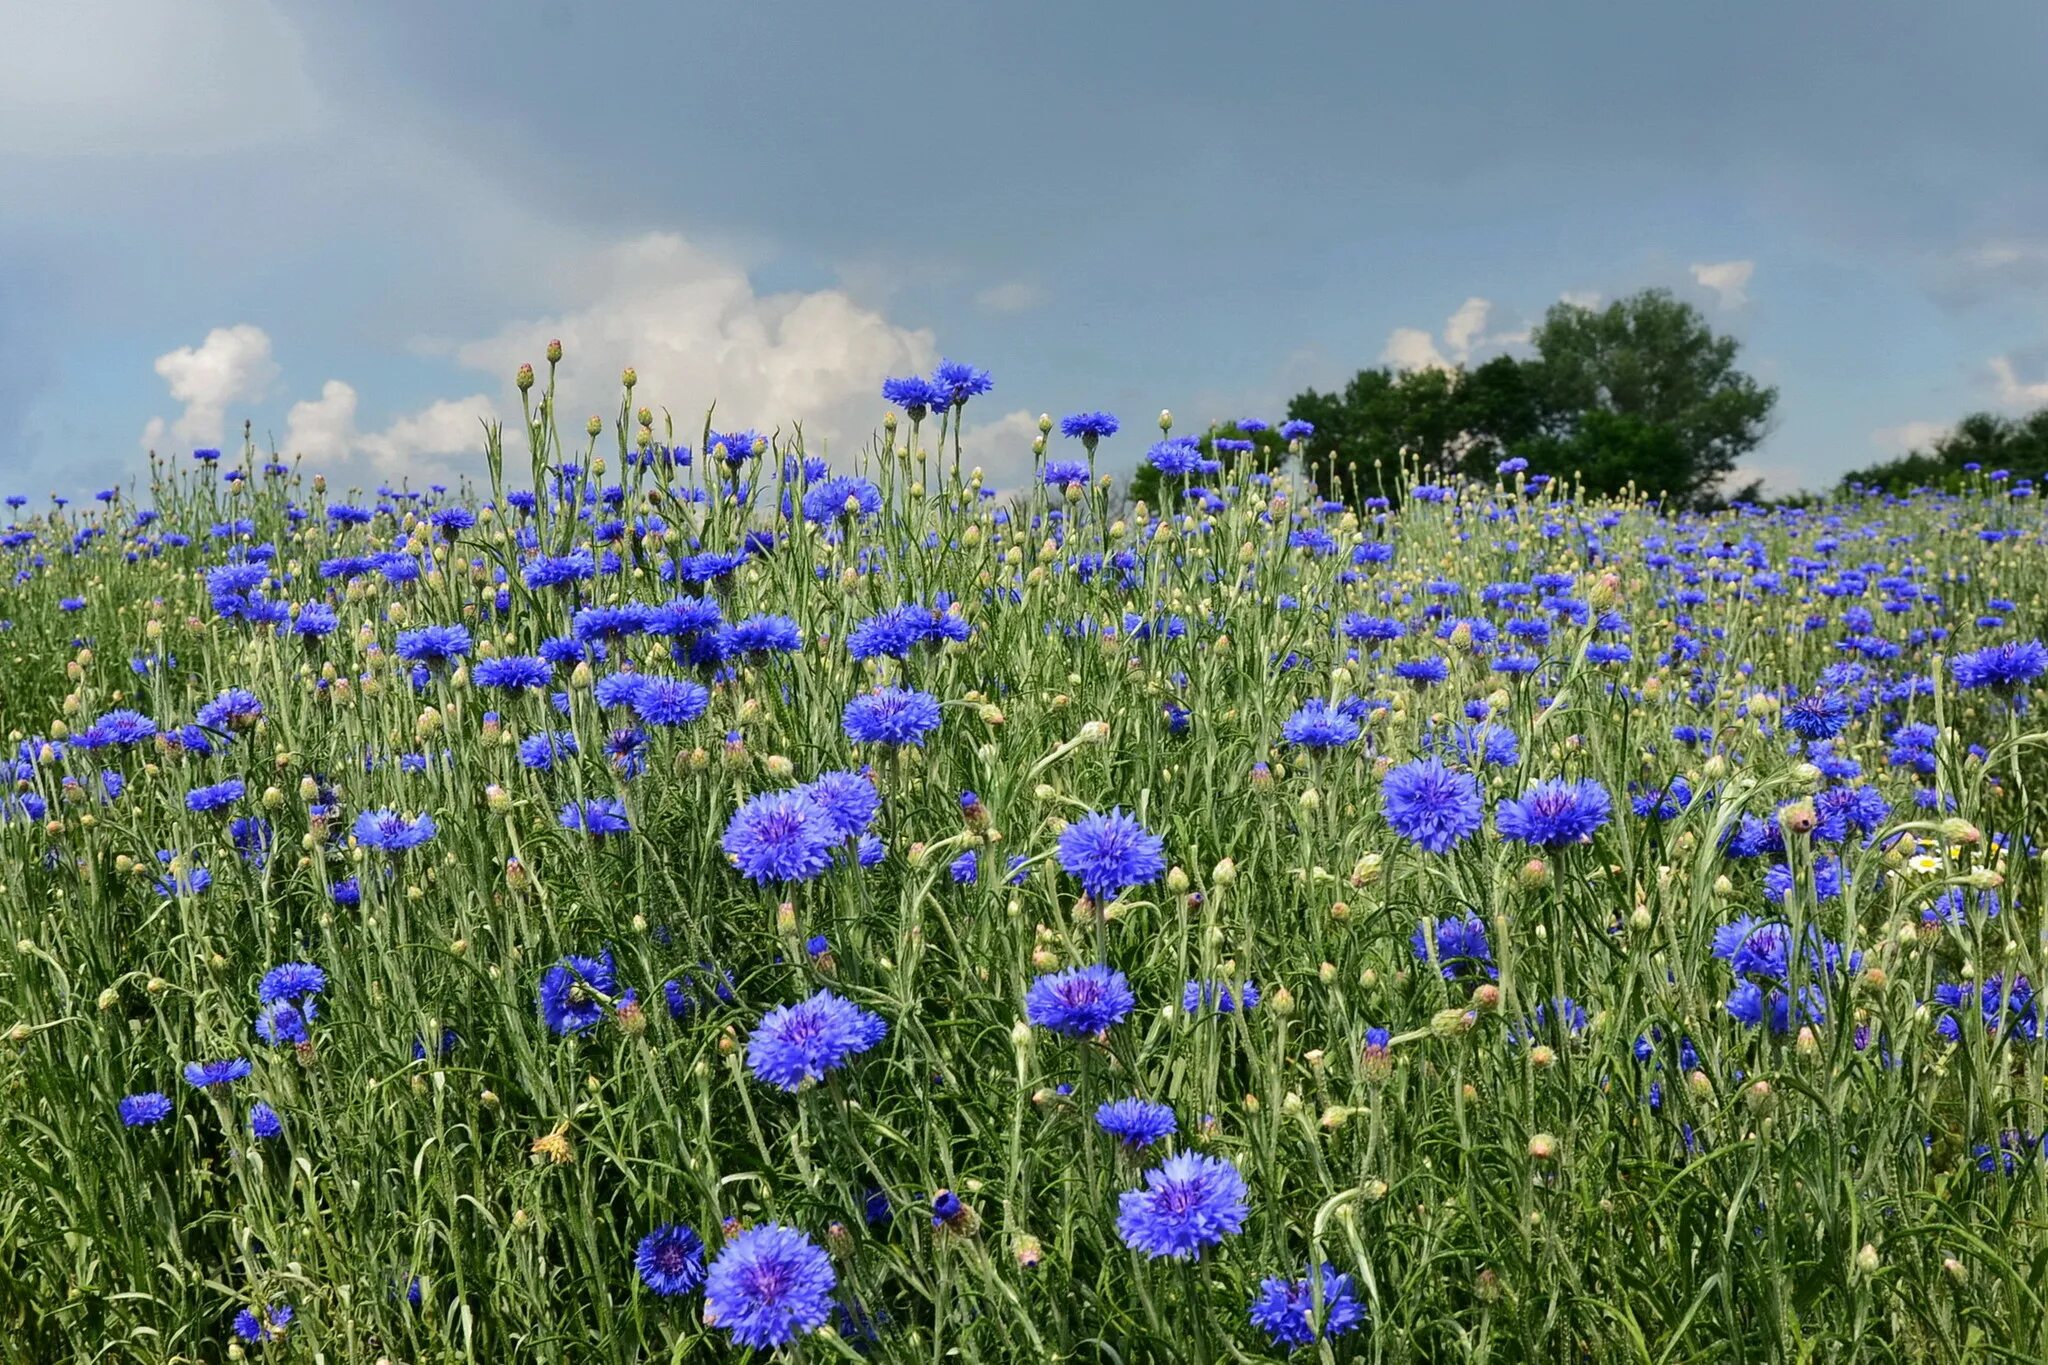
[{"xmin": 1, "ymin": 351, "xmax": 2045, "ymax": 1363}]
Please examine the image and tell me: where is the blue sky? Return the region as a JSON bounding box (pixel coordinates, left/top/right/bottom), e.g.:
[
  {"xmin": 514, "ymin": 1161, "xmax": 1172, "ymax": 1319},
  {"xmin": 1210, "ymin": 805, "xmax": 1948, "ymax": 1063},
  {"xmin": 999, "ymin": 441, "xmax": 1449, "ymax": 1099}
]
[{"xmin": 4, "ymin": 0, "xmax": 2047, "ymax": 499}]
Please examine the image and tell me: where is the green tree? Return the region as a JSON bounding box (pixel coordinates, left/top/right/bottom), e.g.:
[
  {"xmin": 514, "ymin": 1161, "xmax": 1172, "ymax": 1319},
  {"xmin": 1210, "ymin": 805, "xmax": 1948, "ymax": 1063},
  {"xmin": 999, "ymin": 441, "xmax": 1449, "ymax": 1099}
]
[
  {"xmin": 1522, "ymin": 289, "xmax": 1776, "ymax": 504},
  {"xmin": 1836, "ymin": 409, "xmax": 2048, "ymax": 493}
]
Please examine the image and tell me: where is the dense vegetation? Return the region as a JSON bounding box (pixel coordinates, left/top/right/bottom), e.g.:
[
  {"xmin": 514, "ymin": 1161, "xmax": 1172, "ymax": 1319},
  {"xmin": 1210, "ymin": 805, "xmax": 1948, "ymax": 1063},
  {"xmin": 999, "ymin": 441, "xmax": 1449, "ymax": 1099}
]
[{"xmin": 2, "ymin": 352, "xmax": 2046, "ymax": 1363}]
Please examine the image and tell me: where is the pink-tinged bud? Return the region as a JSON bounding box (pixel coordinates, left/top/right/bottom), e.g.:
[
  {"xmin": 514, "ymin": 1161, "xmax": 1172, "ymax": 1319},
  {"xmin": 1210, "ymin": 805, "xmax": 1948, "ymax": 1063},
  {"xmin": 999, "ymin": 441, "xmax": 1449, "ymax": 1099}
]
[
  {"xmin": 1528, "ymin": 1133, "xmax": 1558, "ymax": 1160},
  {"xmin": 1780, "ymin": 800, "xmax": 1818, "ymax": 837},
  {"xmin": 546, "ymin": 339, "xmax": 563, "ymax": 363},
  {"xmin": 1472, "ymin": 983, "xmax": 1501, "ymax": 1011},
  {"xmin": 516, "ymin": 363, "xmax": 535, "ymax": 392},
  {"xmin": 1519, "ymin": 858, "xmax": 1551, "ymax": 889},
  {"xmin": 621, "ymin": 367, "xmax": 637, "ymax": 390}
]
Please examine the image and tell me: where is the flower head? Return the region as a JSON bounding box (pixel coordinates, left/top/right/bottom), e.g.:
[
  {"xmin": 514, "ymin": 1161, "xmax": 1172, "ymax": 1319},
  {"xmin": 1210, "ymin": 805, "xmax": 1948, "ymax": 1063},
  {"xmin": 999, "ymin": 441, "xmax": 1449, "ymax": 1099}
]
[
  {"xmin": 538, "ymin": 952, "xmax": 617, "ymax": 1037},
  {"xmin": 746, "ymin": 989, "xmax": 889, "ymax": 1091},
  {"xmin": 119, "ymin": 1092, "xmax": 173, "ymax": 1127},
  {"xmin": 1496, "ymin": 778, "xmax": 1612, "ymax": 849},
  {"xmin": 1096, "ymin": 1097, "xmax": 1177, "ymax": 1148},
  {"xmin": 636, "ymin": 1223, "xmax": 707, "ymax": 1296},
  {"xmin": 1248, "ymin": 1263, "xmax": 1366, "ymax": 1350},
  {"xmin": 1116, "ymin": 1151, "xmax": 1249, "ymax": 1259},
  {"xmin": 1056, "ymin": 808, "xmax": 1165, "ymax": 900},
  {"xmin": 353, "ymin": 809, "xmax": 437, "ymax": 852},
  {"xmin": 182, "ymin": 1057, "xmax": 252, "ymax": 1090},
  {"xmin": 842, "ymin": 687, "xmax": 942, "ymax": 748},
  {"xmin": 723, "ymin": 790, "xmax": 839, "ymax": 883},
  {"xmin": 1380, "ymin": 757, "xmax": 1484, "ymax": 854},
  {"xmin": 704, "ymin": 1224, "xmax": 837, "ymax": 1350},
  {"xmin": 1025, "ymin": 964, "xmax": 1136, "ymax": 1037}
]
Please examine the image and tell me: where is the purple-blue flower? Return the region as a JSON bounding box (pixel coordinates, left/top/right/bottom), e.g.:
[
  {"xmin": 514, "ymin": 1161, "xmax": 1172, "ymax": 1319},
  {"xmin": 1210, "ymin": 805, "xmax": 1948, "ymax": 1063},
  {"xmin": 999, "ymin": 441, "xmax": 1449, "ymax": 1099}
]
[
  {"xmin": 1496, "ymin": 778, "xmax": 1612, "ymax": 849},
  {"xmin": 1116, "ymin": 1151, "xmax": 1249, "ymax": 1259},
  {"xmin": 1056, "ymin": 808, "xmax": 1165, "ymax": 901},
  {"xmin": 704, "ymin": 1224, "xmax": 837, "ymax": 1350},
  {"xmin": 745, "ymin": 989, "xmax": 889, "ymax": 1091},
  {"xmin": 1380, "ymin": 757, "xmax": 1484, "ymax": 854},
  {"xmin": 1026, "ymin": 964, "xmax": 1136, "ymax": 1037}
]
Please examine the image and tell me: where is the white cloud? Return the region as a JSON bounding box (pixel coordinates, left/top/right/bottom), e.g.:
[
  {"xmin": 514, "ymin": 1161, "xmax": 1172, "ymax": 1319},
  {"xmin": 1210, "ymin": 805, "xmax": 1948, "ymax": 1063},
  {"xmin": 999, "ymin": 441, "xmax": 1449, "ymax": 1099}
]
[
  {"xmin": 1380, "ymin": 297, "xmax": 1525, "ymax": 373},
  {"xmin": 965, "ymin": 408, "xmax": 1047, "ymax": 495},
  {"xmin": 0, "ymin": 0, "xmax": 318, "ymax": 157},
  {"xmin": 1690, "ymin": 259, "xmax": 1755, "ymax": 310},
  {"xmin": 139, "ymin": 324, "xmax": 279, "ymax": 452},
  {"xmin": 1380, "ymin": 326, "xmax": 1453, "ymax": 372},
  {"xmin": 283, "ymin": 378, "xmax": 499, "ymax": 480},
  {"xmin": 974, "ymin": 281, "xmax": 1045, "ymax": 315},
  {"xmin": 1871, "ymin": 420, "xmax": 1948, "ymax": 455},
  {"xmin": 1559, "ymin": 290, "xmax": 1605, "ymax": 310},
  {"xmin": 451, "ymin": 232, "xmax": 935, "ymax": 459},
  {"xmin": 1991, "ymin": 356, "xmax": 2048, "ymax": 409}
]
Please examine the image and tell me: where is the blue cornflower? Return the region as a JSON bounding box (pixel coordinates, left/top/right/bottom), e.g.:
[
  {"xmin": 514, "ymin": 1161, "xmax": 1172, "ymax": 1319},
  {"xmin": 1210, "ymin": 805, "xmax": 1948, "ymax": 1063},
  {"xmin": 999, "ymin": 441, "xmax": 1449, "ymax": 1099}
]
[
  {"xmin": 1147, "ymin": 438, "xmax": 1207, "ymax": 477},
  {"xmin": 1059, "ymin": 411, "xmax": 1119, "ymax": 443},
  {"xmin": 196, "ymin": 687, "xmax": 264, "ymax": 730},
  {"xmin": 185, "ymin": 778, "xmax": 245, "ymax": 813},
  {"xmin": 704, "ymin": 1224, "xmax": 836, "ymax": 1350},
  {"xmin": 630, "ymin": 677, "xmax": 710, "ymax": 727},
  {"xmin": 472, "ymin": 656, "xmax": 552, "ymax": 690},
  {"xmin": 250, "ymin": 1101, "xmax": 283, "ymax": 1140},
  {"xmin": 797, "ymin": 770, "xmax": 881, "ymax": 841},
  {"xmin": 882, "ymin": 375, "xmax": 947, "ymax": 418},
  {"xmin": 931, "ymin": 359, "xmax": 993, "ymax": 407},
  {"xmin": 524, "ymin": 549, "xmax": 596, "ymax": 589},
  {"xmin": 1280, "ymin": 699, "xmax": 1361, "ymax": 749},
  {"xmin": 1380, "ymin": 757, "xmax": 1484, "ymax": 854},
  {"xmin": 183, "ymin": 1057, "xmax": 252, "ymax": 1090},
  {"xmin": 231, "ymin": 1304, "xmax": 293, "ymax": 1344},
  {"xmin": 537, "ymin": 952, "xmax": 617, "ymax": 1037},
  {"xmin": 636, "ymin": 1223, "xmax": 707, "ymax": 1296},
  {"xmin": 119, "ymin": 1092, "xmax": 173, "ymax": 1127},
  {"xmin": 353, "ymin": 809, "xmax": 437, "ymax": 852},
  {"xmin": 574, "ymin": 604, "xmax": 653, "ymax": 642},
  {"xmin": 255, "ymin": 1002, "xmax": 312, "ymax": 1046},
  {"xmin": 1043, "ymin": 459, "xmax": 1090, "ymax": 487},
  {"xmin": 708, "ymin": 429, "xmax": 765, "ymax": 465},
  {"xmin": 82, "ymin": 708, "xmax": 157, "ymax": 747},
  {"xmin": 518, "ymin": 731, "xmax": 578, "ymax": 770},
  {"xmin": 1783, "ymin": 692, "xmax": 1851, "ymax": 740},
  {"xmin": 1413, "ymin": 913, "xmax": 1493, "ymax": 979},
  {"xmin": 1096, "ymin": 1098, "xmax": 1177, "ymax": 1148},
  {"xmin": 1248, "ymin": 1264, "xmax": 1366, "ymax": 1350},
  {"xmin": 1278, "ymin": 419, "xmax": 1314, "ymax": 442},
  {"xmin": 723, "ymin": 790, "xmax": 839, "ymax": 883},
  {"xmin": 1182, "ymin": 979, "xmax": 1260, "ymax": 1014},
  {"xmin": 1056, "ymin": 808, "xmax": 1165, "ymax": 901},
  {"xmin": 1432, "ymin": 720, "xmax": 1520, "ymax": 769},
  {"xmin": 395, "ymin": 625, "xmax": 471, "ymax": 664},
  {"xmin": 842, "ymin": 687, "xmax": 942, "ymax": 748},
  {"xmin": 800, "ymin": 476, "xmax": 883, "ymax": 525},
  {"xmin": 1952, "ymin": 641, "xmax": 2048, "ymax": 692},
  {"xmin": 1026, "ymin": 964, "xmax": 1136, "ymax": 1037},
  {"xmin": 1116, "ymin": 1151, "xmax": 1249, "ymax": 1259},
  {"xmin": 745, "ymin": 989, "xmax": 889, "ymax": 1091},
  {"xmin": 560, "ymin": 797, "xmax": 631, "ymax": 836},
  {"xmin": 1496, "ymin": 779, "xmax": 1612, "ymax": 849},
  {"xmin": 726, "ymin": 614, "xmax": 803, "ymax": 655},
  {"xmin": 1393, "ymin": 657, "xmax": 1449, "ymax": 687}
]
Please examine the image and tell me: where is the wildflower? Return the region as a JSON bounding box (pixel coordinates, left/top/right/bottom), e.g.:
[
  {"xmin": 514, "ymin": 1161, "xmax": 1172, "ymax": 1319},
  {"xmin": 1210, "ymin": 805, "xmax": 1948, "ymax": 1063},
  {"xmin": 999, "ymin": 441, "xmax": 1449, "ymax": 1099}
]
[
  {"xmin": 796, "ymin": 770, "xmax": 880, "ymax": 841},
  {"xmin": 800, "ymin": 476, "xmax": 882, "ymax": 525},
  {"xmin": 746, "ymin": 989, "xmax": 888, "ymax": 1091},
  {"xmin": 1496, "ymin": 778, "xmax": 1613, "ymax": 849},
  {"xmin": 184, "ymin": 778, "xmax": 245, "ymax": 813},
  {"xmin": 537, "ymin": 952, "xmax": 617, "ymax": 1037},
  {"xmin": 1026, "ymin": 964, "xmax": 1136, "ymax": 1037},
  {"xmin": 258, "ymin": 962, "xmax": 326, "ymax": 1005},
  {"xmin": 1280, "ymin": 699, "xmax": 1361, "ymax": 749},
  {"xmin": 1116, "ymin": 1151, "xmax": 1249, "ymax": 1259},
  {"xmin": 352, "ymin": 809, "xmax": 437, "ymax": 852},
  {"xmin": 119, "ymin": 1092, "xmax": 173, "ymax": 1127},
  {"xmin": 1182, "ymin": 979, "xmax": 1259, "ymax": 1014},
  {"xmin": 882, "ymin": 375, "xmax": 947, "ymax": 418},
  {"xmin": 1380, "ymin": 757, "xmax": 1484, "ymax": 854},
  {"xmin": 1096, "ymin": 1098, "xmax": 1177, "ymax": 1148},
  {"xmin": 842, "ymin": 686, "xmax": 942, "ymax": 748},
  {"xmin": 636, "ymin": 1223, "xmax": 708, "ymax": 1296},
  {"xmin": 1412, "ymin": 913, "xmax": 1494, "ymax": 979},
  {"xmin": 395, "ymin": 625, "xmax": 471, "ymax": 664},
  {"xmin": 1248, "ymin": 1263, "xmax": 1366, "ymax": 1350},
  {"xmin": 1056, "ymin": 808, "xmax": 1165, "ymax": 900},
  {"xmin": 230, "ymin": 1304, "xmax": 293, "ymax": 1344},
  {"xmin": 931, "ymin": 359, "xmax": 993, "ymax": 407},
  {"xmin": 1059, "ymin": 412, "xmax": 1120, "ymax": 445},
  {"xmin": 704, "ymin": 1224, "xmax": 837, "ymax": 1350},
  {"xmin": 250, "ymin": 1101, "xmax": 283, "ymax": 1140},
  {"xmin": 560, "ymin": 797, "xmax": 631, "ymax": 836},
  {"xmin": 1951, "ymin": 641, "xmax": 2048, "ymax": 692},
  {"xmin": 182, "ymin": 1057, "xmax": 252, "ymax": 1090},
  {"xmin": 723, "ymin": 790, "xmax": 839, "ymax": 883},
  {"xmin": 1783, "ymin": 692, "xmax": 1851, "ymax": 740},
  {"xmin": 473, "ymin": 655, "xmax": 552, "ymax": 690}
]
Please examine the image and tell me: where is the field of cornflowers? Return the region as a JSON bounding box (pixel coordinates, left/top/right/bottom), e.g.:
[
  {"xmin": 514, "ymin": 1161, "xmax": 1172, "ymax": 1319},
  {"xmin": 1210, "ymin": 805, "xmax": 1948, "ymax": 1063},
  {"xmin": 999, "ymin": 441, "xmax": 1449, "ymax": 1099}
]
[{"xmin": 3, "ymin": 352, "xmax": 2047, "ymax": 1365}]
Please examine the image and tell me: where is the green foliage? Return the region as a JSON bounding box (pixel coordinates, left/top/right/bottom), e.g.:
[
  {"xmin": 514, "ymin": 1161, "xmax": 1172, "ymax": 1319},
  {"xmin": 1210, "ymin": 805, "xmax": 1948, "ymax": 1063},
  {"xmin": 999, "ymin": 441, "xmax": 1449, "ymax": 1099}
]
[
  {"xmin": 1127, "ymin": 424, "xmax": 1289, "ymax": 509},
  {"xmin": 1272, "ymin": 290, "xmax": 1776, "ymax": 508},
  {"xmin": 1839, "ymin": 409, "xmax": 2048, "ymax": 493}
]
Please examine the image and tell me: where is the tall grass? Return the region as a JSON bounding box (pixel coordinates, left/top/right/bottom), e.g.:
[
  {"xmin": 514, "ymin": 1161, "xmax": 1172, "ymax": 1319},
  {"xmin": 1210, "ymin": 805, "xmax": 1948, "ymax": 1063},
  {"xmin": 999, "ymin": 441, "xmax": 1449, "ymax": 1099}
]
[{"xmin": 1, "ymin": 356, "xmax": 2044, "ymax": 1362}]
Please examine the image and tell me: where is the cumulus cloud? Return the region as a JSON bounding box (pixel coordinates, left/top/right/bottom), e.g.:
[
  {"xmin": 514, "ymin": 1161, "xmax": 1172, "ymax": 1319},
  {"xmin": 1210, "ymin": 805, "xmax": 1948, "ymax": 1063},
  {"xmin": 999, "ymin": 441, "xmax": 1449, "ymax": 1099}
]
[
  {"xmin": 1871, "ymin": 420, "xmax": 1949, "ymax": 455},
  {"xmin": 1690, "ymin": 260, "xmax": 1755, "ymax": 310},
  {"xmin": 1380, "ymin": 298, "xmax": 1524, "ymax": 372},
  {"xmin": 282, "ymin": 379, "xmax": 499, "ymax": 480},
  {"xmin": 139, "ymin": 324, "xmax": 279, "ymax": 452},
  {"xmin": 451, "ymin": 232, "xmax": 936, "ymax": 458},
  {"xmin": 1990, "ymin": 356, "xmax": 2048, "ymax": 409},
  {"xmin": 1559, "ymin": 290, "xmax": 1605, "ymax": 310}
]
